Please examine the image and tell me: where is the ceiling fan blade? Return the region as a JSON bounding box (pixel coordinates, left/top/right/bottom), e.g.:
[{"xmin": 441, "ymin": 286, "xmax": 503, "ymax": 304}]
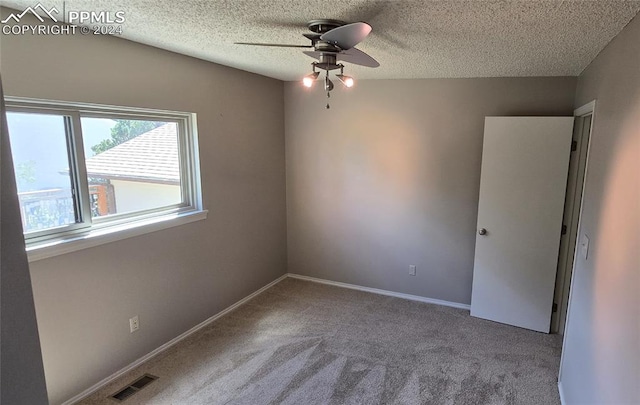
[
  {"xmin": 320, "ymin": 22, "xmax": 372, "ymax": 50},
  {"xmin": 234, "ymin": 42, "xmax": 313, "ymax": 48},
  {"xmin": 338, "ymin": 47, "xmax": 380, "ymax": 68}
]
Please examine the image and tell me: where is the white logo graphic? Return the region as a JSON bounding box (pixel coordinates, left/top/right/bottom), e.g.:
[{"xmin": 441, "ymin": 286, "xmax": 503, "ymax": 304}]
[
  {"xmin": 1, "ymin": 3, "xmax": 125, "ymax": 36},
  {"xmin": 1, "ymin": 3, "xmax": 59, "ymax": 24}
]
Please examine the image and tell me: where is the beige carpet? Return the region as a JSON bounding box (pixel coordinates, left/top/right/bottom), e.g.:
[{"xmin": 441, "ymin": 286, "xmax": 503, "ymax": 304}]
[{"xmin": 78, "ymin": 278, "xmax": 562, "ymax": 404}]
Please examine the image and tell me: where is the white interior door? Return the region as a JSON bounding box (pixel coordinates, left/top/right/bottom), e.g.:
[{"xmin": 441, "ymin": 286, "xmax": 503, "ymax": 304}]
[{"xmin": 470, "ymin": 117, "xmax": 574, "ymax": 333}]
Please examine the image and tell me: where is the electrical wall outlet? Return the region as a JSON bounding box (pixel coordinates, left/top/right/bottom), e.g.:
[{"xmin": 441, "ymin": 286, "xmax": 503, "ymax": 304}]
[
  {"xmin": 409, "ymin": 265, "xmax": 416, "ymax": 276},
  {"xmin": 129, "ymin": 315, "xmax": 139, "ymax": 333}
]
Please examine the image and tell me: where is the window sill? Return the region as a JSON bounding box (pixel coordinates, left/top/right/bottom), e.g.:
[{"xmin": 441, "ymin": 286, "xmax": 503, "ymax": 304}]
[{"xmin": 26, "ymin": 210, "xmax": 208, "ymax": 262}]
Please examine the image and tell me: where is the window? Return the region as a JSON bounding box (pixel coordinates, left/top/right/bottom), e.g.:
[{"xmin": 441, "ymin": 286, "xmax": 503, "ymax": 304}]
[{"xmin": 5, "ymin": 98, "xmax": 204, "ymax": 255}]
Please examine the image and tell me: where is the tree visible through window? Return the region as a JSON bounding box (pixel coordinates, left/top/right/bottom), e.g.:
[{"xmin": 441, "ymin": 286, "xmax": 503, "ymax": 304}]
[{"xmin": 90, "ymin": 119, "xmax": 165, "ymax": 155}]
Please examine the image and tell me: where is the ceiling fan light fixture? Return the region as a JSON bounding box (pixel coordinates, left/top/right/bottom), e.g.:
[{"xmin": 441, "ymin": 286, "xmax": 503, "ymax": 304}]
[
  {"xmin": 302, "ymin": 71, "xmax": 320, "ymax": 87},
  {"xmin": 336, "ymin": 74, "xmax": 354, "ymax": 88}
]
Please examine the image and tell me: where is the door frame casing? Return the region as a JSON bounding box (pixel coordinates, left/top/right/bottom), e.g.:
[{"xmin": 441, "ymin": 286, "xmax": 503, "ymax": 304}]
[
  {"xmin": 558, "ymin": 100, "xmax": 596, "ymax": 383},
  {"xmin": 551, "ymin": 101, "xmax": 596, "ymax": 334}
]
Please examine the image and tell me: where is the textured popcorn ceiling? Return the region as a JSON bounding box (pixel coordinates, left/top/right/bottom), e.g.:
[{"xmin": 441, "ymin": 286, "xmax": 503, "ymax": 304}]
[{"xmin": 3, "ymin": 0, "xmax": 640, "ymax": 80}]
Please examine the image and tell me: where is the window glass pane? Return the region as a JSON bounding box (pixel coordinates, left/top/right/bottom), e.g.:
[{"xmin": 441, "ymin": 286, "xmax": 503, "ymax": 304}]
[
  {"xmin": 80, "ymin": 118, "xmax": 182, "ymax": 218},
  {"xmin": 6, "ymin": 112, "xmax": 76, "ymax": 233}
]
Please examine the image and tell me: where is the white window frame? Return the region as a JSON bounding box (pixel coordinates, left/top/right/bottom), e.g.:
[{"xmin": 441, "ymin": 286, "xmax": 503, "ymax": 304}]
[{"xmin": 5, "ymin": 97, "xmax": 206, "ymax": 261}]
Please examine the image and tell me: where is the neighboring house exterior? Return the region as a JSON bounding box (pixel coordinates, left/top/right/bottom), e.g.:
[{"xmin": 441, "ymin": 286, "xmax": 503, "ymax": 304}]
[{"xmin": 85, "ymin": 123, "xmax": 180, "ymax": 216}]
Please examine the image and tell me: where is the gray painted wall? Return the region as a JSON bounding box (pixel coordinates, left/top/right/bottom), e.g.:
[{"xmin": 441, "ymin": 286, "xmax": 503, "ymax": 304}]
[
  {"xmin": 559, "ymin": 15, "xmax": 640, "ymax": 404},
  {"xmin": 0, "ymin": 9, "xmax": 286, "ymax": 405},
  {"xmin": 285, "ymin": 77, "xmax": 576, "ymax": 305},
  {"xmin": 1, "ymin": 79, "xmax": 49, "ymax": 404}
]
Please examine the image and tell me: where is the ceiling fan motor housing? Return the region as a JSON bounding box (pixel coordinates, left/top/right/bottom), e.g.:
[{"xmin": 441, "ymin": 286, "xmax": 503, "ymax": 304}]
[
  {"xmin": 307, "ymin": 19, "xmax": 346, "ymax": 34},
  {"xmin": 315, "ymin": 53, "xmax": 341, "ymax": 71}
]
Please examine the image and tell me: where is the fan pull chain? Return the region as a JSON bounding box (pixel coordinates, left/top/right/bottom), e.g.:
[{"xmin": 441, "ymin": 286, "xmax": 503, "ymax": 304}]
[{"xmin": 324, "ymin": 71, "xmax": 333, "ymax": 109}]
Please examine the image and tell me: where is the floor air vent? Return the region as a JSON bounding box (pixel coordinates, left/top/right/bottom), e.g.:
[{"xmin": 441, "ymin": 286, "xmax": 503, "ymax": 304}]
[{"xmin": 110, "ymin": 374, "xmax": 158, "ymax": 402}]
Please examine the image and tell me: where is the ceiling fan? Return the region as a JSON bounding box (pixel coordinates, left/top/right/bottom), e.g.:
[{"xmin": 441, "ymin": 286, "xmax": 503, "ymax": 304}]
[{"xmin": 236, "ymin": 19, "xmax": 379, "ymax": 108}]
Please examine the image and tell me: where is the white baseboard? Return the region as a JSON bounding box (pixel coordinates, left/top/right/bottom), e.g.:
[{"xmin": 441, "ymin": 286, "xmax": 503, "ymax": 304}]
[
  {"xmin": 63, "ymin": 272, "xmax": 469, "ymax": 404},
  {"xmin": 61, "ymin": 273, "xmax": 288, "ymax": 405},
  {"xmin": 287, "ymin": 273, "xmax": 471, "ymax": 310},
  {"xmin": 558, "ymin": 381, "xmax": 566, "ymax": 405}
]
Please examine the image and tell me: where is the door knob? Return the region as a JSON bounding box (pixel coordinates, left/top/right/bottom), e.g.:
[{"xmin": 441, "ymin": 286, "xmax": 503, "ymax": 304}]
[{"xmin": 478, "ymin": 228, "xmax": 487, "ymax": 235}]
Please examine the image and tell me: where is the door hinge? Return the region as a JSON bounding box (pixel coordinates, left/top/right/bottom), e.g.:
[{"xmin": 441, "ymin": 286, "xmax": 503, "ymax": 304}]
[
  {"xmin": 561, "ymin": 224, "xmax": 567, "ymax": 235},
  {"xmin": 552, "ymin": 303, "xmax": 558, "ymax": 313},
  {"xmin": 571, "ymin": 140, "xmax": 578, "ymax": 152}
]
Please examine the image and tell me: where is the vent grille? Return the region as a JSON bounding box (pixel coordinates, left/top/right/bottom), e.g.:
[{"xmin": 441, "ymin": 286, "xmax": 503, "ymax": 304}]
[
  {"xmin": 130, "ymin": 375, "xmax": 156, "ymax": 389},
  {"xmin": 110, "ymin": 374, "xmax": 158, "ymax": 402}
]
